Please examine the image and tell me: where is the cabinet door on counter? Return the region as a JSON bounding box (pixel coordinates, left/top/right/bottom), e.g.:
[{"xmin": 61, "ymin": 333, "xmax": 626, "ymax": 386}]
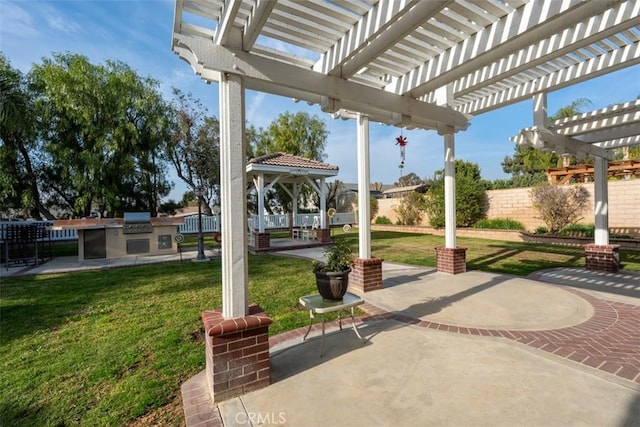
[{"xmin": 84, "ymin": 229, "xmax": 106, "ymax": 259}]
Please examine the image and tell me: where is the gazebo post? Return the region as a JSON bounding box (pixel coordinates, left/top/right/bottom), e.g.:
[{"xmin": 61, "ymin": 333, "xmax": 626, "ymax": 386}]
[{"xmin": 350, "ymin": 113, "xmax": 383, "ymax": 293}]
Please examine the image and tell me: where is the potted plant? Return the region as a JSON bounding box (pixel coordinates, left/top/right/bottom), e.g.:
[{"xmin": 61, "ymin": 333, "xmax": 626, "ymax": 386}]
[{"xmin": 312, "ymin": 238, "xmax": 354, "ymax": 300}]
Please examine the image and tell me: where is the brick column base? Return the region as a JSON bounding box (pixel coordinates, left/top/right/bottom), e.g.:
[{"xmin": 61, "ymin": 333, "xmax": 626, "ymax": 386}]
[
  {"xmin": 435, "ymin": 247, "xmax": 467, "ymax": 275},
  {"xmin": 253, "ymin": 232, "xmax": 270, "ymax": 250},
  {"xmin": 349, "ymin": 257, "xmax": 384, "ymax": 293},
  {"xmin": 584, "ymin": 244, "xmax": 620, "ymax": 272},
  {"xmin": 316, "ymin": 228, "xmax": 331, "ymax": 243},
  {"xmin": 202, "ymin": 304, "xmax": 272, "ymax": 403}
]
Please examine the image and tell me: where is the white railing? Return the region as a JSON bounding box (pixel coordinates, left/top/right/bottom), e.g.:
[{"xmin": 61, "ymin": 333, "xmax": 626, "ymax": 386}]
[
  {"xmin": 0, "ymin": 212, "xmax": 358, "ymax": 240},
  {"xmin": 178, "ymin": 215, "xmax": 220, "ymax": 234}
]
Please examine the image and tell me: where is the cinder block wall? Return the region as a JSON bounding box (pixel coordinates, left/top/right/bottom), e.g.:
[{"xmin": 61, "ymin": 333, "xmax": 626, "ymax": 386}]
[{"xmin": 374, "ymin": 179, "xmax": 639, "ymax": 235}]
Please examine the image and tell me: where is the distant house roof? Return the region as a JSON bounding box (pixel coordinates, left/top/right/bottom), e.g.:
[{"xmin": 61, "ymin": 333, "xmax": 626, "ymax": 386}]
[
  {"xmin": 340, "ymin": 182, "xmax": 394, "ymax": 192},
  {"xmin": 382, "ymin": 184, "xmax": 428, "ymax": 196}
]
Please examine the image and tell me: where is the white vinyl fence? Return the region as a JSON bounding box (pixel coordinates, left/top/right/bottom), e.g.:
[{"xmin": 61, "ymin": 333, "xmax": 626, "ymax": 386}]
[{"xmin": 1, "ymin": 212, "xmax": 357, "ymax": 241}]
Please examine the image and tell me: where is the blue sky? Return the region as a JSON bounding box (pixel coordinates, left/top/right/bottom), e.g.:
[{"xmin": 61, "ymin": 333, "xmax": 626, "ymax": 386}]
[{"xmin": 1, "ymin": 0, "xmax": 639, "ymax": 201}]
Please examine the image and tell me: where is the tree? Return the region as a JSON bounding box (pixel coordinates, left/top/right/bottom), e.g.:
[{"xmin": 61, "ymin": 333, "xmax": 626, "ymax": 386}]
[
  {"xmin": 530, "ymin": 185, "xmax": 589, "ymax": 234},
  {"xmin": 353, "ymin": 194, "xmax": 379, "ymax": 223},
  {"xmin": 394, "ymin": 192, "xmax": 425, "ymax": 225},
  {"xmin": 28, "ymin": 53, "xmax": 171, "ymax": 217},
  {"xmin": 425, "ymin": 160, "xmax": 487, "ymax": 227},
  {"xmin": 395, "ymin": 172, "xmax": 423, "ymax": 187},
  {"xmin": 166, "ymin": 88, "xmax": 220, "ymax": 214},
  {"xmin": 249, "ymin": 111, "xmax": 328, "ymax": 213},
  {"xmin": 0, "ymin": 55, "xmax": 53, "ymax": 219}
]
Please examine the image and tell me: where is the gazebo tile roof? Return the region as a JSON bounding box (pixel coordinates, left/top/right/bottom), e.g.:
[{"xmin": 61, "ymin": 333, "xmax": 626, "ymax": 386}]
[{"xmin": 248, "ymin": 152, "xmax": 338, "ymax": 171}]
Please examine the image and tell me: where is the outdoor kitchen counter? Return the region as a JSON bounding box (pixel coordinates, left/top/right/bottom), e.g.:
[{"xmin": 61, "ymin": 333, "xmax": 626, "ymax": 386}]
[
  {"xmin": 51, "ymin": 218, "xmax": 184, "ymax": 229},
  {"xmin": 52, "ymin": 218, "xmax": 184, "ymax": 261}
]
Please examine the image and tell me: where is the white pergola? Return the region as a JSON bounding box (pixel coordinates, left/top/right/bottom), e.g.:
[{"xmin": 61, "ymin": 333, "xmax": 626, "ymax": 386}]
[
  {"xmin": 515, "ymin": 97, "xmax": 640, "ymax": 245},
  {"xmin": 172, "ymin": 0, "xmax": 640, "ymax": 318}
]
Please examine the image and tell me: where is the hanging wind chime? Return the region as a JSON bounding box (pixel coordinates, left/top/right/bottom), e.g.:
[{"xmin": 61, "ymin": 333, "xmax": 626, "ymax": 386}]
[{"xmin": 395, "ymin": 132, "xmax": 408, "ymax": 177}]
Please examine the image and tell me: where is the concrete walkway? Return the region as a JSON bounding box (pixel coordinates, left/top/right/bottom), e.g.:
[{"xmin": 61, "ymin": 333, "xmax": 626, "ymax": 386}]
[{"xmin": 183, "ymin": 251, "xmax": 640, "ymax": 427}]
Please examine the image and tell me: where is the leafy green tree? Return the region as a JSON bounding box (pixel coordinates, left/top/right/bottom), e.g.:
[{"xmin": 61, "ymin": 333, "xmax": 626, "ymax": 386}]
[
  {"xmin": 425, "ymin": 160, "xmax": 487, "ymax": 227},
  {"xmin": 166, "ymin": 88, "xmax": 220, "ymax": 214},
  {"xmin": 395, "ymin": 172, "xmax": 423, "ymax": 187},
  {"xmin": 0, "ymin": 55, "xmax": 54, "ymax": 219},
  {"xmin": 28, "ymin": 53, "xmax": 171, "ymax": 217}
]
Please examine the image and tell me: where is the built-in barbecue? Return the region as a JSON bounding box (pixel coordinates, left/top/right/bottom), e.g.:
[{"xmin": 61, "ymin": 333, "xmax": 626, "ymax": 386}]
[{"xmin": 122, "ymin": 212, "xmax": 153, "ymax": 234}]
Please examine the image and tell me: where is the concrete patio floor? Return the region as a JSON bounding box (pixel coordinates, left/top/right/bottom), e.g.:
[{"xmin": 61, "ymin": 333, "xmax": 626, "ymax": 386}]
[{"xmin": 183, "ymin": 250, "xmax": 640, "ymax": 427}]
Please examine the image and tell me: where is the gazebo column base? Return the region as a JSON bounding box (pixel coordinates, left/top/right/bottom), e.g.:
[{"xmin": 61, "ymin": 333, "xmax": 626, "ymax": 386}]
[
  {"xmin": 435, "ymin": 247, "xmax": 467, "ymax": 275},
  {"xmin": 584, "ymin": 244, "xmax": 620, "ymax": 272},
  {"xmin": 349, "ymin": 257, "xmax": 383, "ymax": 293},
  {"xmin": 201, "ymin": 304, "xmax": 272, "ymax": 403},
  {"xmin": 253, "ymin": 232, "xmax": 270, "ymax": 250},
  {"xmin": 316, "ymin": 228, "xmax": 331, "ymax": 243}
]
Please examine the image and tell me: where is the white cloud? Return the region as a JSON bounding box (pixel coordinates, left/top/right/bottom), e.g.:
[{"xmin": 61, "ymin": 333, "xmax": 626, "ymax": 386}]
[
  {"xmin": 0, "ymin": 2, "xmax": 38, "ymax": 38},
  {"xmin": 42, "ymin": 4, "xmax": 81, "ymax": 34}
]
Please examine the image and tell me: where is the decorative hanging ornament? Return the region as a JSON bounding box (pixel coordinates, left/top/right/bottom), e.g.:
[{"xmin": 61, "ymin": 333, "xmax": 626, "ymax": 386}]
[{"xmin": 395, "ymin": 133, "xmax": 408, "ymax": 171}]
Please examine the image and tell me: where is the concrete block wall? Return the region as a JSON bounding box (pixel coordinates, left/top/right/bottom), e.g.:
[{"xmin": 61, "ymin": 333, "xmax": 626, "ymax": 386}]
[{"xmin": 374, "ymin": 179, "xmax": 639, "ymax": 235}]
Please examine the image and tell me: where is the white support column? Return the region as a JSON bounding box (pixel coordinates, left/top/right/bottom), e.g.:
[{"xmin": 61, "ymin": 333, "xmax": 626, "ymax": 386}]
[
  {"xmin": 533, "ymin": 92, "xmax": 547, "ymax": 127},
  {"xmin": 319, "ymin": 178, "xmax": 327, "ymax": 228},
  {"xmin": 444, "ymin": 131, "xmax": 456, "ymax": 249},
  {"xmin": 219, "ymin": 72, "xmax": 248, "ymax": 318},
  {"xmin": 594, "ymin": 156, "xmax": 609, "ymax": 245},
  {"xmin": 257, "ymin": 173, "xmax": 265, "ymax": 233},
  {"xmin": 292, "ymin": 182, "xmax": 299, "ymax": 226},
  {"xmin": 357, "ymin": 113, "xmax": 371, "ymax": 259}
]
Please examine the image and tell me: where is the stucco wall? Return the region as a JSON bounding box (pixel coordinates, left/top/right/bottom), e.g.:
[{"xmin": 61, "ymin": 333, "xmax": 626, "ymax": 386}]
[{"xmin": 374, "ymin": 179, "xmax": 640, "ymax": 235}]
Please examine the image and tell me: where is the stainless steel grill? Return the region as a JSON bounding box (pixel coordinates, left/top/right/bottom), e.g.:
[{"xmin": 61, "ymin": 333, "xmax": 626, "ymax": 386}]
[{"xmin": 122, "ymin": 212, "xmax": 153, "ymax": 234}]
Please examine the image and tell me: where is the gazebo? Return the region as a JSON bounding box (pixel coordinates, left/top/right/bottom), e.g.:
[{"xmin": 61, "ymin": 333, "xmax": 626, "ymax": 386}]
[
  {"xmin": 246, "ymin": 152, "xmax": 339, "ymax": 250},
  {"xmin": 171, "ymin": 0, "xmax": 640, "ymax": 402}
]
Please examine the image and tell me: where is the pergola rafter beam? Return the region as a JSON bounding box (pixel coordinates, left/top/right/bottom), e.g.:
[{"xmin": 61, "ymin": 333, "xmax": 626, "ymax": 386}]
[
  {"xmin": 242, "ymin": 0, "xmax": 276, "ymax": 51},
  {"xmin": 313, "ymin": 0, "xmax": 452, "ymax": 77},
  {"xmin": 451, "ymin": 3, "xmax": 640, "ymax": 98},
  {"xmin": 173, "ymin": 34, "xmax": 469, "ymax": 132},
  {"xmin": 214, "ymin": 0, "xmax": 242, "ymax": 45},
  {"xmin": 388, "ymin": 0, "xmax": 622, "ymax": 98},
  {"xmin": 516, "ymin": 126, "xmax": 613, "ymax": 159},
  {"xmin": 458, "ymin": 40, "xmax": 640, "ymax": 116}
]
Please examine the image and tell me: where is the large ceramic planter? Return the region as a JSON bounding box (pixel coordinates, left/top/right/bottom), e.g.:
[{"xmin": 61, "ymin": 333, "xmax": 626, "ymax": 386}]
[{"xmin": 314, "ymin": 269, "xmax": 351, "ymax": 301}]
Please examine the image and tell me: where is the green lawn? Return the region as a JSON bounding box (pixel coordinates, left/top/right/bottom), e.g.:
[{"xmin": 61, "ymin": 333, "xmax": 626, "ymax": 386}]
[{"xmin": 1, "ymin": 230, "xmax": 638, "ymax": 426}]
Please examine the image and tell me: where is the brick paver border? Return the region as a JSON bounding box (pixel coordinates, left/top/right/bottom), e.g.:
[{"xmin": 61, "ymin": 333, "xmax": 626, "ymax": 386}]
[{"xmin": 271, "ymin": 288, "xmax": 640, "ymax": 384}]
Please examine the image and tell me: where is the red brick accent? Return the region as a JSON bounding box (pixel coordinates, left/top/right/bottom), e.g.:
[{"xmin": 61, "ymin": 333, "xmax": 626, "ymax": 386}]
[
  {"xmin": 349, "ymin": 257, "xmax": 384, "ymax": 293},
  {"xmin": 252, "ymin": 232, "xmax": 271, "ymax": 250},
  {"xmin": 435, "ymin": 246, "xmax": 467, "ymax": 274},
  {"xmin": 584, "ymin": 244, "xmax": 620, "ymax": 273},
  {"xmin": 316, "ymin": 228, "xmax": 331, "ymax": 243},
  {"xmin": 202, "ymin": 304, "xmax": 272, "ymax": 402}
]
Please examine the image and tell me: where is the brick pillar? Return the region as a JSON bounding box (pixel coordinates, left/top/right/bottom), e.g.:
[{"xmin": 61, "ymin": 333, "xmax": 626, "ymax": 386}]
[
  {"xmin": 316, "ymin": 228, "xmax": 331, "ymax": 243},
  {"xmin": 435, "ymin": 247, "xmax": 467, "ymax": 275},
  {"xmin": 349, "ymin": 257, "xmax": 384, "ymax": 293},
  {"xmin": 202, "ymin": 304, "xmax": 272, "ymax": 403},
  {"xmin": 253, "ymin": 232, "xmax": 270, "ymax": 250},
  {"xmin": 584, "ymin": 244, "xmax": 620, "ymax": 273}
]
